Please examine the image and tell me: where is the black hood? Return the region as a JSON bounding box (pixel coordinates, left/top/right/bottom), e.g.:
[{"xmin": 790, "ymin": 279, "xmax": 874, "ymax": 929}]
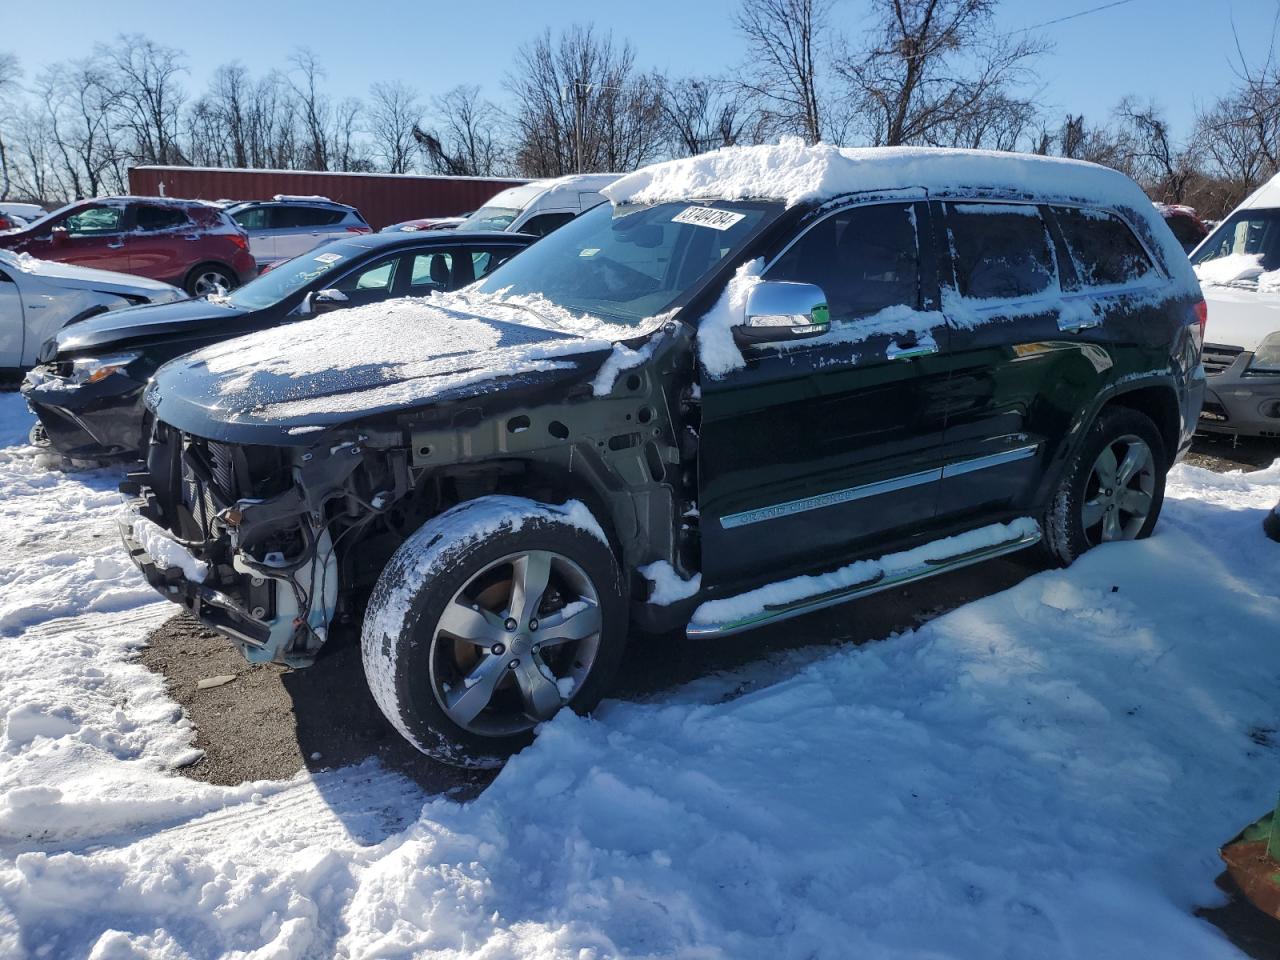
[
  {"xmin": 146, "ymin": 296, "xmax": 626, "ymax": 445},
  {"xmin": 54, "ymin": 297, "xmax": 251, "ymax": 356}
]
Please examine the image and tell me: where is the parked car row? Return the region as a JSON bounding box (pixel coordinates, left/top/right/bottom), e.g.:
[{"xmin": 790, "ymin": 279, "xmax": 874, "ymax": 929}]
[{"xmin": 27, "ymin": 142, "xmax": 1197, "ymax": 769}]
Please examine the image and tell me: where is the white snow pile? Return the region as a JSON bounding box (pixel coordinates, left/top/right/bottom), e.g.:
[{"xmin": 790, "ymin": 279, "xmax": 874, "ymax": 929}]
[
  {"xmin": 1, "ymin": 389, "xmax": 1280, "ymax": 957},
  {"xmin": 638, "ymin": 560, "xmax": 701, "ymax": 606},
  {"xmin": 1195, "ymin": 253, "xmax": 1280, "ymax": 292},
  {"xmin": 129, "ymin": 515, "xmax": 208, "ymax": 584}
]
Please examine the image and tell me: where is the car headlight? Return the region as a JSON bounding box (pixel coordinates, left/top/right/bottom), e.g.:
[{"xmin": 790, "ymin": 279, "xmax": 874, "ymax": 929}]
[
  {"xmin": 71, "ymin": 352, "xmax": 142, "ymax": 385},
  {"xmin": 1250, "ymin": 332, "xmax": 1280, "ymax": 375}
]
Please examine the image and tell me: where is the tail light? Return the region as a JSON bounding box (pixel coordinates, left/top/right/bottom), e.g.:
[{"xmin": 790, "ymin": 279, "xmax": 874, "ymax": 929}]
[
  {"xmin": 230, "ymin": 232, "xmax": 249, "ymax": 251},
  {"xmin": 1194, "ymin": 299, "xmax": 1207, "ymax": 341},
  {"xmin": 345, "ymin": 225, "xmax": 371, "ymax": 234},
  {"xmin": 0, "ymin": 216, "xmax": 11, "ymax": 230}
]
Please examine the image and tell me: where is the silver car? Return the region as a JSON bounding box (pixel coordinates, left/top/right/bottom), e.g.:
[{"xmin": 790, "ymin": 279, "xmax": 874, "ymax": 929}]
[{"xmin": 224, "ymin": 196, "xmax": 370, "ymax": 271}]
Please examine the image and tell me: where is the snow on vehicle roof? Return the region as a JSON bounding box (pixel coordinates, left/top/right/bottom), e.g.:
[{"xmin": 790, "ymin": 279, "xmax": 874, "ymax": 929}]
[
  {"xmin": 270, "ymin": 194, "xmax": 342, "ymax": 205},
  {"xmin": 607, "ymin": 137, "xmax": 1151, "ymax": 210},
  {"xmin": 606, "ymin": 137, "xmax": 1197, "ymax": 297}
]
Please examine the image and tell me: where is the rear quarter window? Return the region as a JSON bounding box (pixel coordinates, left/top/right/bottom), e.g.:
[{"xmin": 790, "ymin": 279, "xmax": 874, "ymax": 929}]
[
  {"xmin": 1052, "ymin": 207, "xmax": 1154, "ymax": 288},
  {"xmin": 944, "ymin": 203, "xmax": 1056, "ymax": 299}
]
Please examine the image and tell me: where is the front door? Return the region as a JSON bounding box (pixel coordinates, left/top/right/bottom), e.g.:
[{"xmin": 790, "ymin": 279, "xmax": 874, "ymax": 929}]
[
  {"xmin": 698, "ymin": 199, "xmax": 954, "ymax": 587},
  {"xmin": 56, "ymin": 204, "xmax": 131, "ymax": 273}
]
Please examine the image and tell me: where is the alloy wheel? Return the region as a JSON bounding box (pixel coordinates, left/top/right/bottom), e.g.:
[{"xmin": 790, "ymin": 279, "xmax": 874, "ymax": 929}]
[
  {"xmin": 428, "ymin": 550, "xmax": 603, "ymax": 736},
  {"xmin": 193, "ymin": 270, "xmax": 232, "ymax": 297},
  {"xmin": 1081, "ymin": 433, "xmax": 1156, "ymax": 545}
]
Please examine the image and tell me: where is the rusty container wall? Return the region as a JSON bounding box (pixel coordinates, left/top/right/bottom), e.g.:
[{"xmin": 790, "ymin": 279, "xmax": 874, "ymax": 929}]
[{"xmin": 127, "ymin": 166, "xmax": 528, "ymax": 230}]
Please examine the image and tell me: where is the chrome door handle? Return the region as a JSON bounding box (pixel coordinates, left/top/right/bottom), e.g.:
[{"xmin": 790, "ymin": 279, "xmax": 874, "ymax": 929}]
[
  {"xmin": 184, "ymin": 234, "xmax": 202, "ymax": 241},
  {"xmin": 886, "ymin": 335, "xmax": 939, "ymax": 360},
  {"xmin": 106, "ymin": 241, "xmax": 124, "ymax": 249},
  {"xmin": 1057, "ymin": 314, "xmax": 1101, "ymax": 333}
]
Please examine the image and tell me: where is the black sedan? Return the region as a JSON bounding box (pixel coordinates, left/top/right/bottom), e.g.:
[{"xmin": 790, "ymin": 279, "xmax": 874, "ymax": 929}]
[{"xmin": 23, "ymin": 229, "xmax": 534, "ymax": 459}]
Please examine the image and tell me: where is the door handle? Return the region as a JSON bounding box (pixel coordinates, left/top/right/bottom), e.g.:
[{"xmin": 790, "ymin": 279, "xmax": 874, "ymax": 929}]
[
  {"xmin": 886, "ymin": 333, "xmax": 939, "ymax": 360},
  {"xmin": 106, "ymin": 241, "xmax": 124, "ymax": 249},
  {"xmin": 1057, "ymin": 313, "xmax": 1101, "ymax": 333},
  {"xmin": 183, "ymin": 234, "xmax": 202, "ymax": 241}
]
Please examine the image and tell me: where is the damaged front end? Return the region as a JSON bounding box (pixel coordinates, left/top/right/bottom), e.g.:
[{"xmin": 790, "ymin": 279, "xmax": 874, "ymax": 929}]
[{"xmin": 118, "ymin": 421, "xmax": 376, "ymax": 665}]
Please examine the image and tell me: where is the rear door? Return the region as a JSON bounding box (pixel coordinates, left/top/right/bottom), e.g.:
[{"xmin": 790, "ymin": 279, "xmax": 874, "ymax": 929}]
[
  {"xmin": 127, "ymin": 203, "xmax": 194, "ymax": 283},
  {"xmin": 274, "ymin": 206, "xmax": 344, "ymax": 260},
  {"xmin": 930, "ymin": 201, "xmax": 1130, "ymax": 525},
  {"xmin": 699, "ymin": 198, "xmax": 955, "ymax": 586},
  {"xmin": 230, "ymin": 205, "xmax": 274, "ymax": 264}
]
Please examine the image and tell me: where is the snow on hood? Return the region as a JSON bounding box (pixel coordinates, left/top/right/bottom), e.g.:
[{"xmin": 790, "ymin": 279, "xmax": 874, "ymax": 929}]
[
  {"xmin": 166, "ymin": 290, "xmax": 635, "ymax": 425},
  {"xmin": 0, "ymin": 250, "xmax": 183, "ymax": 295},
  {"xmin": 1194, "ymin": 253, "xmax": 1269, "ymax": 287}
]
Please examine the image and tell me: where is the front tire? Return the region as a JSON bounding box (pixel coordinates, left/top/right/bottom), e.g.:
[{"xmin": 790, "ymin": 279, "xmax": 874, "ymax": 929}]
[
  {"xmin": 1041, "ymin": 406, "xmax": 1167, "ymax": 566},
  {"xmin": 361, "ymin": 496, "xmax": 627, "ymax": 767}
]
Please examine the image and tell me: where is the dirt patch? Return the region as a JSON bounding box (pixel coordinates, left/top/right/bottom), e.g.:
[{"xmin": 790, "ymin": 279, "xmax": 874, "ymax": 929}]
[{"xmin": 138, "ymin": 614, "xmax": 493, "ymax": 797}]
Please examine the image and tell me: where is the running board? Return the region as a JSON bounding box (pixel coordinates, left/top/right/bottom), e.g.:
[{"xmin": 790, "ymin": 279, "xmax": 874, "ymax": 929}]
[{"xmin": 685, "ymin": 525, "xmax": 1041, "ymax": 639}]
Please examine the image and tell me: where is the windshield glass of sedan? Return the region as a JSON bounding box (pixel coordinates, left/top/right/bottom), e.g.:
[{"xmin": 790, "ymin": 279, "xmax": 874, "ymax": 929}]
[
  {"xmin": 472, "ymin": 200, "xmax": 775, "ymax": 326},
  {"xmin": 224, "ymin": 241, "xmax": 366, "ymax": 310},
  {"xmin": 1193, "ymin": 209, "xmax": 1280, "ymax": 272}
]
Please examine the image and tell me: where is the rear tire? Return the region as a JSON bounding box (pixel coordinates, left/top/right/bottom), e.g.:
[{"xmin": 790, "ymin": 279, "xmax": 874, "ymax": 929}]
[
  {"xmin": 184, "ymin": 263, "xmax": 238, "ymax": 297},
  {"xmin": 1041, "ymin": 406, "xmax": 1167, "ymax": 566},
  {"xmin": 361, "ymin": 496, "xmax": 627, "ymax": 768}
]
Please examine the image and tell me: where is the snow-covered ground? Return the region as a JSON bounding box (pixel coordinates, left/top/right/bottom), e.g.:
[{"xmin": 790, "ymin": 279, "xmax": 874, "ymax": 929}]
[{"xmin": 0, "ymin": 390, "xmax": 1278, "ymax": 959}]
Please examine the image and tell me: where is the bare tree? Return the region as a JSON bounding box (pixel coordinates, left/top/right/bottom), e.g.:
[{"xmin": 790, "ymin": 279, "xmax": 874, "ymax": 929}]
[
  {"xmin": 368, "ymin": 80, "xmax": 421, "ymax": 173},
  {"xmin": 733, "ymin": 0, "xmax": 830, "ymax": 143},
  {"xmin": 98, "ymin": 34, "xmax": 187, "ymax": 165},
  {"xmin": 1116, "ymin": 97, "xmax": 1196, "ymax": 202},
  {"xmin": 0, "ymin": 52, "xmax": 19, "ymax": 199},
  {"xmin": 414, "ymin": 84, "xmax": 505, "ymax": 176},
  {"xmin": 289, "ymin": 48, "xmax": 332, "ymax": 170},
  {"xmin": 837, "ymin": 0, "xmax": 1045, "ymax": 149},
  {"xmin": 506, "ymin": 25, "xmax": 665, "ymax": 177},
  {"xmin": 660, "ymin": 75, "xmax": 765, "ymax": 155}
]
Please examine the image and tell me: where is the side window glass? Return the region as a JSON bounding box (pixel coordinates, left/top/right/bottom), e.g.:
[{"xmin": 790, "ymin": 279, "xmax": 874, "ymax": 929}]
[
  {"xmin": 472, "ymin": 249, "xmax": 516, "ymax": 280},
  {"xmin": 522, "ymin": 212, "xmax": 575, "ymax": 237},
  {"xmin": 64, "ymin": 206, "xmax": 123, "ymax": 237},
  {"xmin": 1052, "ymin": 206, "xmax": 1154, "ymax": 289},
  {"xmin": 233, "ymin": 207, "xmax": 268, "ymax": 230},
  {"xmin": 0, "ymin": 269, "xmax": 13, "ymax": 283},
  {"xmin": 335, "ymin": 257, "xmax": 399, "ymax": 292},
  {"xmin": 409, "ymin": 252, "xmax": 453, "ymax": 291},
  {"xmin": 134, "ymin": 206, "xmax": 189, "ymax": 232},
  {"xmin": 768, "ymin": 202, "xmax": 920, "ymax": 322},
  {"xmin": 945, "ymin": 203, "xmax": 1055, "ymax": 300},
  {"xmin": 283, "ymin": 207, "xmax": 342, "ymax": 228}
]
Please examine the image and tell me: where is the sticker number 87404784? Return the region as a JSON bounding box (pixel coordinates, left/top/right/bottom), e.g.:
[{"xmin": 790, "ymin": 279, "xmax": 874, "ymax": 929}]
[{"xmin": 671, "ymin": 207, "xmax": 746, "ymax": 231}]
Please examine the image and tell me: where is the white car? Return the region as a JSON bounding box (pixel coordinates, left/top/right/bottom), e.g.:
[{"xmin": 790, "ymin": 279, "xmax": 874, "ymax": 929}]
[
  {"xmin": 0, "ymin": 202, "xmax": 45, "ymax": 229},
  {"xmin": 0, "ymin": 249, "xmax": 185, "ymax": 370},
  {"xmin": 455, "ymin": 174, "xmax": 623, "ymax": 237},
  {"xmin": 1190, "ymin": 172, "xmax": 1280, "ymax": 437}
]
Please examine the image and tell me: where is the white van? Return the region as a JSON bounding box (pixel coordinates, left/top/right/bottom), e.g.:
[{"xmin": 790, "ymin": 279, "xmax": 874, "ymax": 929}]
[
  {"xmin": 456, "ymin": 173, "xmax": 622, "ymax": 237},
  {"xmin": 1190, "ymin": 174, "xmax": 1280, "ymax": 437}
]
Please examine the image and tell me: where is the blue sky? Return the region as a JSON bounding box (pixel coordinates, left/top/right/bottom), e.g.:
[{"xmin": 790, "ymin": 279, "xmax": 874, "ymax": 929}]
[{"xmin": 8, "ymin": 0, "xmax": 1278, "ymax": 142}]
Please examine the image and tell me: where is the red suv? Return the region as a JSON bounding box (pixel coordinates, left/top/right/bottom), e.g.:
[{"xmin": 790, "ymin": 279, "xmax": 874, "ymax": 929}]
[{"xmin": 0, "ymin": 197, "xmax": 257, "ymax": 297}]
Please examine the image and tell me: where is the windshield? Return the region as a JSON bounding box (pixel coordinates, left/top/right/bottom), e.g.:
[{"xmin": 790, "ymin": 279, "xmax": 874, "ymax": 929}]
[
  {"xmin": 1192, "ymin": 209, "xmax": 1280, "ymax": 273},
  {"xmin": 224, "ymin": 239, "xmax": 370, "ymax": 310},
  {"xmin": 456, "ymin": 206, "xmax": 521, "ymax": 232},
  {"xmin": 472, "ymin": 200, "xmax": 777, "ymax": 326}
]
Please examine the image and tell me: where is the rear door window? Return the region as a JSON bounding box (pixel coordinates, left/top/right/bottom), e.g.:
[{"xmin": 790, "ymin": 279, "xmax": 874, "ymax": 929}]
[
  {"xmin": 134, "ymin": 205, "xmax": 189, "ymax": 232},
  {"xmin": 1051, "ymin": 207, "xmax": 1154, "ymax": 289},
  {"xmin": 273, "ymin": 206, "xmax": 343, "ymax": 229},
  {"xmin": 767, "ymin": 202, "xmax": 920, "ymax": 321},
  {"xmin": 409, "ymin": 252, "xmax": 454, "ymax": 291},
  {"xmin": 231, "ymin": 207, "xmax": 268, "ymax": 230},
  {"xmin": 944, "ymin": 203, "xmax": 1055, "ymax": 300}
]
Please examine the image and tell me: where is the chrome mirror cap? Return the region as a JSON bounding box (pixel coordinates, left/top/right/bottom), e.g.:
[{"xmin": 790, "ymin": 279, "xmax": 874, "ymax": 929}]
[{"xmin": 736, "ymin": 281, "xmax": 831, "ymax": 346}]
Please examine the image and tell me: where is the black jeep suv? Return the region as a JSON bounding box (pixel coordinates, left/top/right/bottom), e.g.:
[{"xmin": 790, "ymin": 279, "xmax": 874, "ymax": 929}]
[{"xmin": 119, "ymin": 145, "xmax": 1205, "ymax": 767}]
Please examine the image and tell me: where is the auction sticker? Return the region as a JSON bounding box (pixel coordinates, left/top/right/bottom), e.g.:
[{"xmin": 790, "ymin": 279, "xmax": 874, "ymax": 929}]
[
  {"xmin": 314, "ymin": 252, "xmax": 343, "ymax": 264},
  {"xmin": 672, "ymin": 207, "xmax": 745, "ymax": 231}
]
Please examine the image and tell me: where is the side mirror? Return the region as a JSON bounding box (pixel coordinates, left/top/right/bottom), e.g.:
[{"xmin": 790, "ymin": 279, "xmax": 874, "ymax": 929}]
[
  {"xmin": 50, "ymin": 226, "xmax": 69, "ymax": 246},
  {"xmin": 734, "ymin": 281, "xmax": 831, "ymax": 346},
  {"xmin": 311, "ymin": 288, "xmax": 349, "ymax": 314}
]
